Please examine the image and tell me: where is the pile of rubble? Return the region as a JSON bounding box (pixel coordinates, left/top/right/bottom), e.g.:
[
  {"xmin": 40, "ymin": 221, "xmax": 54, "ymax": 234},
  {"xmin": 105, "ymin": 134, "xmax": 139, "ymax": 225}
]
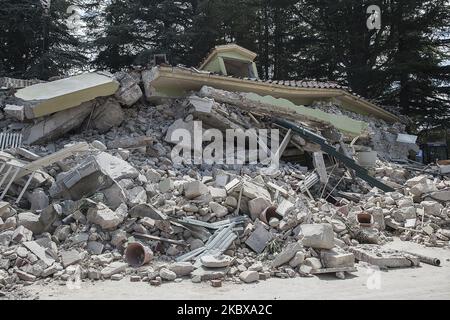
[{"xmin": 0, "ymin": 68, "xmax": 448, "ymax": 297}]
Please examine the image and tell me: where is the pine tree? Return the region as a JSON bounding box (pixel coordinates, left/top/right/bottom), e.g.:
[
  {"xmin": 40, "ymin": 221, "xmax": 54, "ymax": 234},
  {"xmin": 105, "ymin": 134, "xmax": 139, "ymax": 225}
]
[{"xmin": 85, "ymin": 0, "xmax": 195, "ymax": 71}]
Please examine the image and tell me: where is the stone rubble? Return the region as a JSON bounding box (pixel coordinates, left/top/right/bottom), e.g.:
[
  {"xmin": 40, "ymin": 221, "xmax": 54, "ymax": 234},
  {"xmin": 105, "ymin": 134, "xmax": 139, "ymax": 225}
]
[{"xmin": 0, "ymin": 69, "xmax": 448, "ymax": 298}]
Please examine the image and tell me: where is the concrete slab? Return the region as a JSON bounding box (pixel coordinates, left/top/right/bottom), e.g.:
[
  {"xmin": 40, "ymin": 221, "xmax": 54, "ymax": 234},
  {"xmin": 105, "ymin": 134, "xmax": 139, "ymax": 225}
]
[{"xmin": 15, "ymin": 72, "xmax": 119, "ymax": 119}]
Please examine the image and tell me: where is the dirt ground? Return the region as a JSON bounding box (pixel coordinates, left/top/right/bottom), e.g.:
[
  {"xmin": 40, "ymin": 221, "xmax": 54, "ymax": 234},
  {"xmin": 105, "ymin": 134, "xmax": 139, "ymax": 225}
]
[{"xmin": 18, "ymin": 238, "xmax": 450, "ymax": 300}]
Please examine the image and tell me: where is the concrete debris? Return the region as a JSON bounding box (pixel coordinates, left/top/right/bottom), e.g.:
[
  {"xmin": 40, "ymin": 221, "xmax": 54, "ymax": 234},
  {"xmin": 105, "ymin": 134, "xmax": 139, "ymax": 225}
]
[
  {"xmin": 4, "ymin": 105, "xmax": 25, "ymax": 121},
  {"xmin": 61, "ymin": 249, "xmax": 82, "ymax": 268},
  {"xmin": 0, "ymin": 65, "xmax": 448, "ymax": 297},
  {"xmin": 271, "ymin": 241, "xmax": 303, "ymax": 268},
  {"xmin": 299, "ymin": 224, "xmax": 335, "ymax": 249},
  {"xmin": 184, "ymin": 181, "xmax": 210, "ymax": 199},
  {"xmin": 23, "ymin": 102, "xmax": 93, "ymax": 145},
  {"xmin": 89, "ymin": 98, "xmax": 125, "ymax": 133},
  {"xmin": 87, "ymin": 203, "xmax": 127, "ymax": 230},
  {"xmin": 101, "ymin": 261, "xmax": 128, "ymax": 279},
  {"xmin": 114, "ymin": 72, "xmax": 143, "ymax": 107},
  {"xmin": 320, "ymin": 247, "xmax": 355, "ymax": 268},
  {"xmin": 168, "ymin": 262, "xmax": 195, "ymax": 277},
  {"xmin": 349, "ymin": 245, "xmax": 420, "ymax": 268},
  {"xmin": 245, "ymin": 224, "xmax": 273, "ymax": 254}
]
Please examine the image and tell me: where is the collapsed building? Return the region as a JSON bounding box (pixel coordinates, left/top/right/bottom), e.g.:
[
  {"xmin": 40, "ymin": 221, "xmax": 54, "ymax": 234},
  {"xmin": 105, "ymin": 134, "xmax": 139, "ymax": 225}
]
[{"xmin": 0, "ymin": 45, "xmax": 448, "ymax": 295}]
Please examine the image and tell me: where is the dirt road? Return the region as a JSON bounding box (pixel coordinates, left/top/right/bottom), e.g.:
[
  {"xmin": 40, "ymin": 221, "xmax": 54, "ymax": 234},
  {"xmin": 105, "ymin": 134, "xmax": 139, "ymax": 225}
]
[{"xmin": 23, "ymin": 238, "xmax": 450, "ymax": 300}]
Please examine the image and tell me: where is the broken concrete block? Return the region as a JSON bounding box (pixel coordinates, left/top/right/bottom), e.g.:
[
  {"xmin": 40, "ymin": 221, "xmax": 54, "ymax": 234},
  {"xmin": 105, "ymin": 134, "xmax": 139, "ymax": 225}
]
[
  {"xmin": 41, "ymin": 265, "xmax": 58, "ymax": 278},
  {"xmin": 410, "ymin": 182, "xmax": 436, "ymax": 197},
  {"xmin": 289, "ymin": 251, "xmax": 306, "ymax": 268},
  {"xmin": 126, "ymin": 186, "xmax": 147, "ymax": 205},
  {"xmin": 428, "ymin": 190, "xmax": 450, "ymax": 202},
  {"xmin": 392, "ymin": 207, "xmax": 416, "ymax": 222},
  {"xmin": 101, "ymin": 261, "xmax": 127, "ymax": 278},
  {"xmin": 209, "ymin": 187, "xmax": 227, "ymax": 199},
  {"xmin": 51, "ymin": 156, "xmax": 110, "ymax": 201},
  {"xmin": 145, "ymin": 169, "xmax": 161, "ymax": 183},
  {"xmin": 421, "ymin": 201, "xmax": 443, "ymax": 216},
  {"xmin": 94, "ymin": 152, "xmax": 139, "ymax": 180},
  {"xmin": 114, "ymin": 72, "xmax": 143, "ymax": 106},
  {"xmin": 87, "ymin": 241, "xmax": 104, "ymax": 255},
  {"xmin": 12, "ymin": 226, "xmax": 33, "ymax": 243},
  {"xmin": 184, "ymin": 181, "xmax": 209, "ymax": 199},
  {"xmin": 0, "ymin": 201, "xmax": 15, "ymax": 219},
  {"xmin": 349, "ymin": 245, "xmax": 420, "ymax": 268},
  {"xmin": 15, "ymin": 270, "xmax": 36, "ymax": 282},
  {"xmin": 16, "ymin": 72, "xmax": 119, "ymax": 119},
  {"xmin": 276, "ymin": 199, "xmax": 295, "ymax": 217},
  {"xmin": 200, "ymin": 255, "xmax": 234, "ymax": 268},
  {"xmin": 23, "ymin": 102, "xmax": 93, "ymax": 145},
  {"xmin": 239, "ymin": 270, "xmax": 259, "ymax": 283},
  {"xmin": 248, "ymin": 197, "xmax": 271, "ymax": 220},
  {"xmin": 189, "ymin": 95, "xmax": 214, "ymax": 113},
  {"xmin": 129, "ymin": 203, "xmax": 167, "ymax": 220},
  {"xmin": 209, "ymin": 202, "xmax": 229, "ymax": 218},
  {"xmin": 102, "ymin": 181, "xmax": 127, "ymax": 210},
  {"xmin": 0, "ymin": 216, "xmax": 16, "ymax": 232},
  {"xmin": 168, "ymin": 262, "xmax": 195, "ymax": 277},
  {"xmin": 210, "ymin": 279, "xmax": 222, "ymax": 287},
  {"xmin": 304, "ymin": 257, "xmax": 322, "ymax": 270},
  {"xmin": 0, "ymin": 231, "xmax": 13, "ymax": 246},
  {"xmin": 107, "ymin": 136, "xmax": 153, "ymax": 150},
  {"xmin": 39, "ymin": 204, "xmax": 61, "ymax": 232},
  {"xmin": 4, "ymin": 104, "xmax": 25, "ymax": 121},
  {"xmin": 88, "ymin": 269, "xmax": 101, "ymax": 280},
  {"xmin": 17, "ymin": 212, "xmax": 44, "ymax": 235},
  {"xmin": 320, "ymin": 247, "xmax": 355, "ymax": 268},
  {"xmin": 248, "ymin": 261, "xmax": 263, "ymax": 272},
  {"xmin": 225, "ymin": 196, "xmax": 238, "ymax": 208},
  {"xmin": 61, "ymin": 250, "xmax": 82, "ymax": 268},
  {"xmin": 23, "ymin": 241, "xmax": 55, "ymax": 267},
  {"xmin": 54, "ymin": 225, "xmax": 71, "ymax": 242},
  {"xmin": 164, "ymin": 119, "xmax": 195, "ymax": 146},
  {"xmin": 0, "ymin": 258, "xmax": 10, "ymax": 270},
  {"xmin": 191, "ymin": 266, "xmax": 227, "ymax": 282},
  {"xmin": 87, "ymin": 203, "xmax": 126, "ymax": 230},
  {"xmin": 224, "ymin": 175, "xmax": 241, "ymax": 194},
  {"xmin": 300, "ymin": 224, "xmax": 334, "ymax": 249},
  {"xmin": 271, "ymin": 241, "xmax": 303, "ymax": 268},
  {"xmin": 405, "ymin": 175, "xmax": 428, "ymax": 188},
  {"xmin": 159, "ymin": 178, "xmax": 174, "ymax": 193},
  {"xmin": 159, "ymin": 268, "xmax": 177, "ymax": 281},
  {"xmin": 245, "ymin": 224, "xmax": 273, "ymax": 253},
  {"xmin": 111, "ymin": 230, "xmax": 127, "ymax": 247},
  {"xmin": 90, "ymin": 98, "xmax": 124, "ymax": 133}
]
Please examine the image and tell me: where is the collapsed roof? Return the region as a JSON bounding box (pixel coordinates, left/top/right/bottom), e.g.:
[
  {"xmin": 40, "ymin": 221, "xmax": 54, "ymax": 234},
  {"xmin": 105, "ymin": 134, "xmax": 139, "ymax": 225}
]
[{"xmin": 143, "ymin": 44, "xmax": 400, "ymax": 124}]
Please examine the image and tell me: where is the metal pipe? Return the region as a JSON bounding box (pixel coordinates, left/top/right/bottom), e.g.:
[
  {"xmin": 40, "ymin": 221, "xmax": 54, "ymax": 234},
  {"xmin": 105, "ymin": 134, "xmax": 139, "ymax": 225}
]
[{"xmin": 405, "ymin": 251, "xmax": 440, "ymax": 266}]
